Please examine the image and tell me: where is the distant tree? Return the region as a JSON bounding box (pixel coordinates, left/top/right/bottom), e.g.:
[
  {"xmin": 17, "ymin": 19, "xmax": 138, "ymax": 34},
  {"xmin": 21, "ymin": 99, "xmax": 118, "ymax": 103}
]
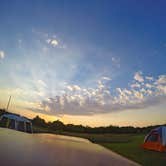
[
  {"xmin": 49, "ymin": 120, "xmax": 64, "ymax": 131},
  {"xmin": 65, "ymin": 124, "xmax": 86, "ymax": 133},
  {"xmin": 8, "ymin": 110, "xmax": 165, "ymax": 134},
  {"xmin": 1, "ymin": 107, "xmax": 165, "ymax": 135},
  {"xmin": 0, "ymin": 109, "xmax": 6, "ymax": 116},
  {"xmin": 32, "ymin": 116, "xmax": 47, "ymax": 127}
]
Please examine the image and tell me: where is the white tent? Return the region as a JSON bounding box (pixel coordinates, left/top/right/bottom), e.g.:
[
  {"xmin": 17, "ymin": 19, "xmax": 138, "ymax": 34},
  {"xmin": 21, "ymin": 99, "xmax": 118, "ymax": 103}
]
[{"xmin": 0, "ymin": 113, "xmax": 33, "ymax": 133}]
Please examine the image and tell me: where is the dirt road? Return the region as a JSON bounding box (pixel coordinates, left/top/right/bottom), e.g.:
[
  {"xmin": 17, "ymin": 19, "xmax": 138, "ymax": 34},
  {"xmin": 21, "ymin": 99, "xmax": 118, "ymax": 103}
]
[{"xmin": 0, "ymin": 128, "xmax": 140, "ymax": 166}]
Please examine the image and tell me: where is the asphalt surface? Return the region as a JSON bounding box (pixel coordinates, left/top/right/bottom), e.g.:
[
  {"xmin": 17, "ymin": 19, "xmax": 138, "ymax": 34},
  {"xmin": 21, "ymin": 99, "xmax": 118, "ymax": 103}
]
[{"xmin": 0, "ymin": 128, "xmax": 141, "ymax": 166}]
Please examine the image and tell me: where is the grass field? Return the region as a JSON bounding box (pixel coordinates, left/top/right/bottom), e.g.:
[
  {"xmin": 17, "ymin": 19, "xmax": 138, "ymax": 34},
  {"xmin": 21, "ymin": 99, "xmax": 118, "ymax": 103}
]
[
  {"xmin": 33, "ymin": 126, "xmax": 166, "ymax": 166},
  {"xmin": 101, "ymin": 135, "xmax": 166, "ymax": 166},
  {"xmin": 56, "ymin": 132, "xmax": 166, "ymax": 166}
]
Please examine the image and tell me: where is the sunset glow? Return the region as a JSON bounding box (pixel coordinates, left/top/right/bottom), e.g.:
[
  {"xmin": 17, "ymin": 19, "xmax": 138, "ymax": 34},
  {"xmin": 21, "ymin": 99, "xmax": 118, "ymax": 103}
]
[{"xmin": 0, "ymin": 0, "xmax": 166, "ymax": 127}]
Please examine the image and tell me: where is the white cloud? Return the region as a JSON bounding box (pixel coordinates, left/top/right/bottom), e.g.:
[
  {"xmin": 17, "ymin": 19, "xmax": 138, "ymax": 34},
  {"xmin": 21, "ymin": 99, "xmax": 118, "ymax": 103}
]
[
  {"xmin": 155, "ymin": 75, "xmax": 166, "ymax": 85},
  {"xmin": 37, "ymin": 80, "xmax": 47, "ymax": 88},
  {"xmin": 101, "ymin": 76, "xmax": 111, "ymax": 81},
  {"xmin": 145, "ymin": 83, "xmax": 153, "ymax": 88},
  {"xmin": 133, "ymin": 90, "xmax": 144, "ymax": 100},
  {"xmin": 0, "ymin": 51, "xmax": 5, "ymax": 59},
  {"xmin": 111, "ymin": 57, "xmax": 120, "ymax": 68},
  {"xmin": 46, "ymin": 38, "xmax": 59, "ymax": 47},
  {"xmin": 134, "ymin": 71, "xmax": 144, "ymax": 82},
  {"xmin": 157, "ymin": 85, "xmax": 166, "ymax": 94},
  {"xmin": 67, "ymin": 85, "xmax": 81, "ymax": 91},
  {"xmin": 130, "ymin": 82, "xmax": 141, "ymax": 88},
  {"xmin": 27, "ymin": 73, "xmax": 166, "ymax": 116},
  {"xmin": 18, "ymin": 39, "xmax": 22, "ymax": 48},
  {"xmin": 146, "ymin": 76, "xmax": 154, "ymax": 81},
  {"xmin": 50, "ymin": 39, "xmax": 58, "ymax": 46},
  {"xmin": 46, "ymin": 37, "xmax": 66, "ymax": 49}
]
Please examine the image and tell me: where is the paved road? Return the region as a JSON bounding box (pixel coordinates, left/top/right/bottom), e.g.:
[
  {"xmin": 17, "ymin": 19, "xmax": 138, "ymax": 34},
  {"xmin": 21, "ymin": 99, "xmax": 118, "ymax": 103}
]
[{"xmin": 0, "ymin": 128, "xmax": 140, "ymax": 166}]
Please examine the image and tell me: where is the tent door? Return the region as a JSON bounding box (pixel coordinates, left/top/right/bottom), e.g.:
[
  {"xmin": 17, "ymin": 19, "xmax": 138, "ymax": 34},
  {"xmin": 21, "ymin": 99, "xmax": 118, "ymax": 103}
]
[{"xmin": 144, "ymin": 133, "xmax": 161, "ymax": 151}]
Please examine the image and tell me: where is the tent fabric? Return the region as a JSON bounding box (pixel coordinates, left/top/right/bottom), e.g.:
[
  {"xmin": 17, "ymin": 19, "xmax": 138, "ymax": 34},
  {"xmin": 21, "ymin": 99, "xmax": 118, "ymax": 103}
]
[
  {"xmin": 142, "ymin": 126, "xmax": 166, "ymax": 152},
  {"xmin": 1, "ymin": 114, "xmax": 30, "ymax": 123},
  {"xmin": 154, "ymin": 127, "xmax": 162, "ymax": 136},
  {"xmin": 162, "ymin": 126, "xmax": 166, "ymax": 145},
  {"xmin": 150, "ymin": 126, "xmax": 166, "ymax": 146},
  {"xmin": 0, "ymin": 113, "xmax": 33, "ymax": 133}
]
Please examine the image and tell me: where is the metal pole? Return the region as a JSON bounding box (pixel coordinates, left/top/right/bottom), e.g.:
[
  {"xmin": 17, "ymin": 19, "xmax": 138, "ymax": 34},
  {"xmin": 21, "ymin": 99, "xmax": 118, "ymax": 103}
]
[{"xmin": 6, "ymin": 96, "xmax": 11, "ymax": 111}]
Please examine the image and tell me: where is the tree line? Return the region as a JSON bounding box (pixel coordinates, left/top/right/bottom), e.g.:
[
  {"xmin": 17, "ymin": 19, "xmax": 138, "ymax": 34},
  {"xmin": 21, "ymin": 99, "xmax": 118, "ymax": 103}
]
[
  {"xmin": 0, "ymin": 109, "xmax": 165, "ymax": 134},
  {"xmin": 32, "ymin": 115, "xmax": 163, "ymax": 134}
]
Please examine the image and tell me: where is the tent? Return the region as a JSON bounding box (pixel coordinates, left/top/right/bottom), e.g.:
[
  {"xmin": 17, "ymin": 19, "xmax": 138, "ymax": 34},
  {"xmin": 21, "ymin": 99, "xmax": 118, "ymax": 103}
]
[
  {"xmin": 0, "ymin": 113, "xmax": 33, "ymax": 133},
  {"xmin": 142, "ymin": 126, "xmax": 166, "ymax": 152}
]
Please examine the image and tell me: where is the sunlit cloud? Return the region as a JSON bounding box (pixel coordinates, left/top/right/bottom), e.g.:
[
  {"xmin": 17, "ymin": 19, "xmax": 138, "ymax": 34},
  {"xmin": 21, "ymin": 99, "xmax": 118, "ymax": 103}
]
[
  {"xmin": 101, "ymin": 76, "xmax": 111, "ymax": 81},
  {"xmin": 25, "ymin": 72, "xmax": 166, "ymax": 116},
  {"xmin": 0, "ymin": 30, "xmax": 165, "ymax": 118},
  {"xmin": 134, "ymin": 71, "xmax": 144, "ymax": 82},
  {"xmin": 37, "ymin": 80, "xmax": 47, "ymax": 88},
  {"xmin": 130, "ymin": 82, "xmax": 141, "ymax": 88},
  {"xmin": 0, "ymin": 0, "xmax": 165, "ymax": 127},
  {"xmin": 145, "ymin": 76, "xmax": 154, "ymax": 81},
  {"xmin": 46, "ymin": 38, "xmax": 59, "ymax": 47},
  {"xmin": 0, "ymin": 50, "xmax": 5, "ymax": 59},
  {"xmin": 155, "ymin": 75, "xmax": 166, "ymax": 85}
]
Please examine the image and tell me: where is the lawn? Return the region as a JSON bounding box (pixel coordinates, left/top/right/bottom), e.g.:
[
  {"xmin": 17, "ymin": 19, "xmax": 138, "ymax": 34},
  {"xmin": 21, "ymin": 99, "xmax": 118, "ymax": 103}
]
[
  {"xmin": 53, "ymin": 132, "xmax": 166, "ymax": 166},
  {"xmin": 101, "ymin": 135, "xmax": 166, "ymax": 166},
  {"xmin": 33, "ymin": 126, "xmax": 166, "ymax": 166}
]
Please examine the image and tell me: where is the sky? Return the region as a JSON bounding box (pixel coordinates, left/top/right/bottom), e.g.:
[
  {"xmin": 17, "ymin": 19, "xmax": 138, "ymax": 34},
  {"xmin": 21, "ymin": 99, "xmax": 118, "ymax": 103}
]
[{"xmin": 0, "ymin": 0, "xmax": 166, "ymax": 127}]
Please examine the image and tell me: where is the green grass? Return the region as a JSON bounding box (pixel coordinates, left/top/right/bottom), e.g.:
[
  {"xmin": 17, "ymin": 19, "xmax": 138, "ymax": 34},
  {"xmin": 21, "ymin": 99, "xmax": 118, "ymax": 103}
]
[
  {"xmin": 101, "ymin": 135, "xmax": 166, "ymax": 166},
  {"xmin": 57, "ymin": 132, "xmax": 134, "ymax": 143},
  {"xmin": 33, "ymin": 127, "xmax": 166, "ymax": 166},
  {"xmin": 33, "ymin": 125, "xmax": 55, "ymax": 133}
]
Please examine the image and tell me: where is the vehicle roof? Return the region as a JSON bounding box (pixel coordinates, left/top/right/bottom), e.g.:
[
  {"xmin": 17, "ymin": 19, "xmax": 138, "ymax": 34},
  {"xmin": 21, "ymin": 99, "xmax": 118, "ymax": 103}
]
[
  {"xmin": 1, "ymin": 113, "xmax": 31, "ymax": 123},
  {"xmin": 0, "ymin": 127, "xmax": 139, "ymax": 166}
]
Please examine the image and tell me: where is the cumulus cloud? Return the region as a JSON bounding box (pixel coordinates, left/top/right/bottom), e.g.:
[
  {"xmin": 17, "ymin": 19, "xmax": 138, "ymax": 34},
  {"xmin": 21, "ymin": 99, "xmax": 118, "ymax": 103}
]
[
  {"xmin": 101, "ymin": 76, "xmax": 111, "ymax": 81},
  {"xmin": 37, "ymin": 80, "xmax": 47, "ymax": 88},
  {"xmin": 111, "ymin": 57, "xmax": 120, "ymax": 68},
  {"xmin": 134, "ymin": 71, "xmax": 144, "ymax": 82},
  {"xmin": 145, "ymin": 83, "xmax": 153, "ymax": 88},
  {"xmin": 146, "ymin": 76, "xmax": 154, "ymax": 81},
  {"xmin": 46, "ymin": 39, "xmax": 59, "ymax": 47},
  {"xmin": 155, "ymin": 75, "xmax": 166, "ymax": 85},
  {"xmin": 67, "ymin": 85, "xmax": 81, "ymax": 91},
  {"xmin": 130, "ymin": 82, "xmax": 141, "ymax": 88},
  {"xmin": 28, "ymin": 72, "xmax": 166, "ymax": 116},
  {"xmin": 0, "ymin": 51, "xmax": 5, "ymax": 59}
]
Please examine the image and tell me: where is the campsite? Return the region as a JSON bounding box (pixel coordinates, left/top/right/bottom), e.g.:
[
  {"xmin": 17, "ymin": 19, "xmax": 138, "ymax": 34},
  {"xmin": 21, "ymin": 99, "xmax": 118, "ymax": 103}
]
[
  {"xmin": 32, "ymin": 115, "xmax": 166, "ymax": 166},
  {"xmin": 33, "ymin": 124, "xmax": 166, "ymax": 166},
  {"xmin": 0, "ymin": 110, "xmax": 166, "ymax": 166},
  {"xmin": 0, "ymin": 0, "xmax": 166, "ymax": 166}
]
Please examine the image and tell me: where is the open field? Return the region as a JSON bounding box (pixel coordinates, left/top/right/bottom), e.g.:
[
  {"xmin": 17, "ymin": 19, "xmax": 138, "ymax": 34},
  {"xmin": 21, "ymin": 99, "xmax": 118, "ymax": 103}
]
[
  {"xmin": 33, "ymin": 126, "xmax": 166, "ymax": 166},
  {"xmin": 101, "ymin": 135, "xmax": 166, "ymax": 166},
  {"xmin": 61, "ymin": 132, "xmax": 166, "ymax": 166}
]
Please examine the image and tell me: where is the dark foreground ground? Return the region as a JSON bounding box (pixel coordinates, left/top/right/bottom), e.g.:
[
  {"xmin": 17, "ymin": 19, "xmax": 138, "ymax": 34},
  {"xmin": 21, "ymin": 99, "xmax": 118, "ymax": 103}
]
[{"xmin": 0, "ymin": 128, "xmax": 139, "ymax": 166}]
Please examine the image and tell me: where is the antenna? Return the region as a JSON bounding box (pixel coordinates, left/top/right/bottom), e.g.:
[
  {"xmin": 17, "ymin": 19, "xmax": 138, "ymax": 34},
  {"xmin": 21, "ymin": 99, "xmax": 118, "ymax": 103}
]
[{"xmin": 6, "ymin": 96, "xmax": 11, "ymax": 111}]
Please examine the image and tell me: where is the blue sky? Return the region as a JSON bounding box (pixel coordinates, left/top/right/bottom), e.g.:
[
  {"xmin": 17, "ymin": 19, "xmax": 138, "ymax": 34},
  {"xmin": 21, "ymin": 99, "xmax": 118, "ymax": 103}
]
[{"xmin": 0, "ymin": 0, "xmax": 166, "ymax": 126}]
